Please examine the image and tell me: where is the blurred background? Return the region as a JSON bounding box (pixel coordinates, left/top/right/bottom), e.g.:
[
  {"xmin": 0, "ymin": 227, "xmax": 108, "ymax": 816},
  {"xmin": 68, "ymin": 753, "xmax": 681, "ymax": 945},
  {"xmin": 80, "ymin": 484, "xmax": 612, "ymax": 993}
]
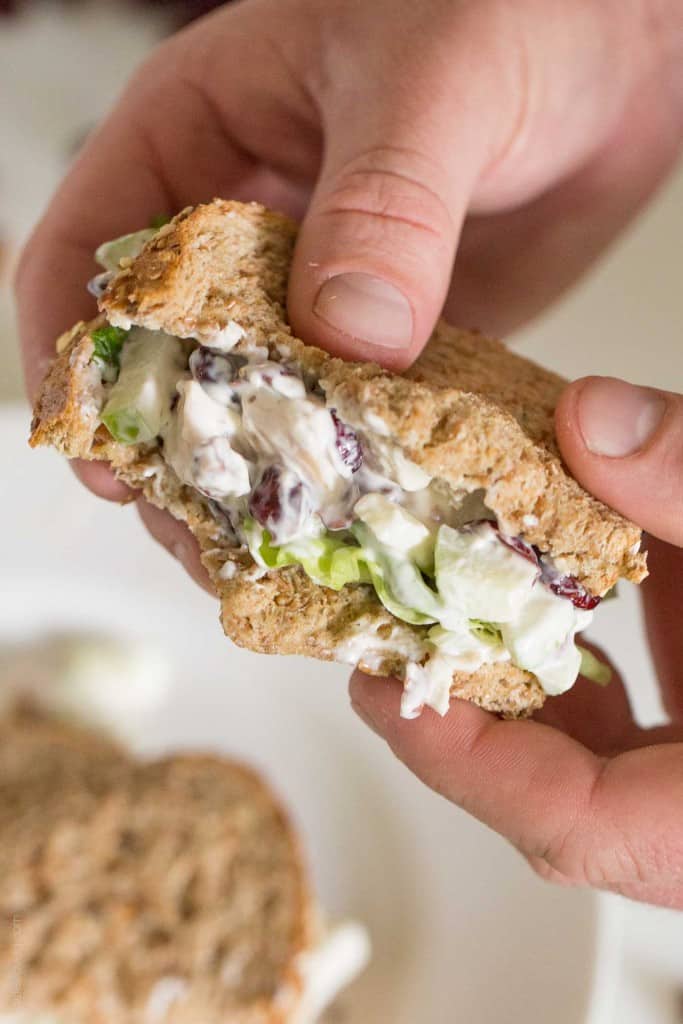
[{"xmin": 1, "ymin": 2, "xmax": 682, "ymax": 1022}]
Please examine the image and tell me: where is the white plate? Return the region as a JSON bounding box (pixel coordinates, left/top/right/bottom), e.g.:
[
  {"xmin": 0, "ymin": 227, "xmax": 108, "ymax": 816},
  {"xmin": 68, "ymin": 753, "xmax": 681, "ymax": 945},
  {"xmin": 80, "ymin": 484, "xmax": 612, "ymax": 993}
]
[{"xmin": 1, "ymin": 404, "xmax": 608, "ymax": 1023}]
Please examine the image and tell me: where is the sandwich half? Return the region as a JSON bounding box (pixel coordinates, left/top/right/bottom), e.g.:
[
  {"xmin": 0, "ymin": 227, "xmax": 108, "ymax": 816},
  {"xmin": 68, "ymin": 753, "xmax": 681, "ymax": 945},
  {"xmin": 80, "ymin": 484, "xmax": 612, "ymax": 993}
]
[
  {"xmin": 0, "ymin": 707, "xmax": 369, "ymax": 1024},
  {"xmin": 30, "ymin": 200, "xmax": 647, "ymax": 720}
]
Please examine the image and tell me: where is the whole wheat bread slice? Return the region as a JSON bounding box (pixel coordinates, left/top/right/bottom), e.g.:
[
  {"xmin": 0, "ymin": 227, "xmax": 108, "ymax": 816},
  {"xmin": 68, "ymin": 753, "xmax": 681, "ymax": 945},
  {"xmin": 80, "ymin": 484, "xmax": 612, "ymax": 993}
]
[
  {"xmin": 29, "ymin": 200, "xmax": 647, "ymax": 719},
  {"xmin": 0, "ymin": 710, "xmax": 312, "ymax": 1024}
]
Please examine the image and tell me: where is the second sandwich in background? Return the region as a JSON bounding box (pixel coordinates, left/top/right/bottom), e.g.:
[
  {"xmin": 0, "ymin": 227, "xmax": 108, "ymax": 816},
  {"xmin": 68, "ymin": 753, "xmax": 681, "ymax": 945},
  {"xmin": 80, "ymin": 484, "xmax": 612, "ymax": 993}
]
[{"xmin": 0, "ymin": 639, "xmax": 370, "ymax": 1024}]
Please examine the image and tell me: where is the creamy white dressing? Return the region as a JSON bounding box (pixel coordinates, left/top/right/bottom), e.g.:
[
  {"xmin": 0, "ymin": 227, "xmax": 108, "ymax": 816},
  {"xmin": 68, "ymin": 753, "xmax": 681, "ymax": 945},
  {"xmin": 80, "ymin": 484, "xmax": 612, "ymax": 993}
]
[
  {"xmin": 330, "ymin": 400, "xmax": 431, "ymax": 490},
  {"xmin": 0, "ymin": 633, "xmax": 172, "ymax": 745},
  {"xmin": 144, "ymin": 977, "xmax": 189, "ymax": 1022},
  {"xmin": 335, "ymin": 625, "xmax": 427, "ymax": 670},
  {"xmin": 354, "ymin": 493, "xmax": 432, "ymax": 568},
  {"xmin": 404, "ymin": 483, "xmax": 487, "ymax": 530},
  {"xmin": 195, "ymin": 319, "xmax": 245, "ymax": 352},
  {"xmin": 100, "ymin": 328, "xmax": 185, "ymax": 443},
  {"xmin": 106, "ymin": 312, "xmax": 133, "ymax": 331},
  {"xmin": 341, "ymin": 519, "xmax": 594, "ymax": 718},
  {"xmin": 94, "ymin": 314, "xmax": 600, "ymax": 712},
  {"xmin": 408, "ymin": 524, "xmax": 592, "ymax": 716},
  {"xmin": 163, "ymin": 379, "xmax": 250, "ymax": 499},
  {"xmin": 217, "ymin": 560, "xmax": 239, "ymax": 580},
  {"xmin": 501, "ymin": 591, "xmax": 593, "ymax": 696},
  {"xmin": 436, "ymin": 523, "xmax": 540, "ymax": 624},
  {"xmin": 290, "ymin": 921, "xmax": 371, "ymax": 1024},
  {"xmin": 241, "ymin": 385, "xmax": 349, "ymax": 500},
  {"xmin": 402, "ymin": 654, "xmax": 460, "ymax": 718},
  {"xmin": 401, "ymin": 623, "xmax": 510, "ymax": 719},
  {"xmin": 160, "ymin": 355, "xmax": 356, "ymax": 541},
  {"xmin": 366, "ymin": 435, "xmax": 432, "ymax": 491}
]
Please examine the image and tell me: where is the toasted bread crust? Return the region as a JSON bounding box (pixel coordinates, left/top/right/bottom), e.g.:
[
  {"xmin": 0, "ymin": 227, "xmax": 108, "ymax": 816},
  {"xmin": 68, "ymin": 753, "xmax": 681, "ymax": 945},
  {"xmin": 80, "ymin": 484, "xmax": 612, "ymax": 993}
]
[
  {"xmin": 30, "ymin": 199, "xmax": 647, "ymax": 719},
  {"xmin": 0, "ymin": 711, "xmax": 312, "ymax": 1024}
]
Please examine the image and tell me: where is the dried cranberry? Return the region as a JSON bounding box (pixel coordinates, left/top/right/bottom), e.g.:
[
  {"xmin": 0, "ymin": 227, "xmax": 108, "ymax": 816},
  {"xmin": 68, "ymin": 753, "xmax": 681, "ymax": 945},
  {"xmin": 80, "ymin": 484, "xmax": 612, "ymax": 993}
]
[
  {"xmin": 288, "ymin": 479, "xmax": 304, "ymax": 505},
  {"xmin": 498, "ymin": 532, "xmax": 540, "ymax": 567},
  {"xmin": 249, "ymin": 466, "xmax": 282, "ymax": 528},
  {"xmin": 331, "ymin": 410, "xmax": 363, "ymax": 472},
  {"xmin": 548, "ymin": 576, "xmax": 601, "ymax": 610},
  {"xmin": 190, "ymin": 346, "xmax": 243, "ymax": 385}
]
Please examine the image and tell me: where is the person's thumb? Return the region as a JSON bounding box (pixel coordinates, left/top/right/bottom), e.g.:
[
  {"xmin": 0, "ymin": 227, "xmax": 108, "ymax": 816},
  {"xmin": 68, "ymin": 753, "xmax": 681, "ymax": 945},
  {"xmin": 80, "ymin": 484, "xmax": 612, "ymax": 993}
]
[
  {"xmin": 287, "ymin": 124, "xmax": 481, "ymax": 371},
  {"xmin": 285, "ymin": 1, "xmax": 660, "ymax": 370},
  {"xmin": 556, "ymin": 377, "xmax": 683, "ymax": 546}
]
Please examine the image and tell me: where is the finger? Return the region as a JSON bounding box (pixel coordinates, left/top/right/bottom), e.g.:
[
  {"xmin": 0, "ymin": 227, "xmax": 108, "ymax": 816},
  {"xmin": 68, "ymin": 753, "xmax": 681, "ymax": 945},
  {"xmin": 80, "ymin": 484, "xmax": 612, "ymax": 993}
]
[
  {"xmin": 15, "ymin": 87, "xmax": 248, "ymax": 402},
  {"xmin": 289, "ymin": 0, "xmax": 663, "ymax": 367},
  {"xmin": 15, "ymin": 1, "xmax": 316, "ymax": 542},
  {"xmin": 525, "ymin": 854, "xmax": 683, "ymax": 908},
  {"xmin": 599, "ymin": 880, "xmax": 683, "ymax": 909},
  {"xmin": 537, "ymin": 639, "xmax": 683, "ymax": 748},
  {"xmin": 136, "ymin": 499, "xmax": 214, "ymax": 594},
  {"xmin": 641, "ymin": 536, "xmax": 683, "ymax": 722},
  {"xmin": 71, "ymin": 461, "xmax": 134, "ymax": 503},
  {"xmin": 349, "ymin": 673, "xmax": 683, "ymax": 897},
  {"xmin": 444, "ymin": 77, "xmax": 682, "ymax": 337},
  {"xmin": 350, "ymin": 673, "xmax": 603, "ymax": 864},
  {"xmin": 15, "ymin": 2, "xmax": 317, "ymax": 404},
  {"xmin": 555, "ymin": 378, "xmax": 683, "ymax": 546},
  {"xmin": 534, "ymin": 642, "xmax": 636, "ymax": 756}
]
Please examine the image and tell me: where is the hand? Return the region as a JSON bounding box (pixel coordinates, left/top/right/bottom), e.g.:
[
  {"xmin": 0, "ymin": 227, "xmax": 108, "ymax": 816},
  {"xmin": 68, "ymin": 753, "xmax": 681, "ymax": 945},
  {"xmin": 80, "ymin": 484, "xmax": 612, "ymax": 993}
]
[
  {"xmin": 352, "ymin": 378, "xmax": 683, "ymax": 908},
  {"xmin": 14, "ymin": 0, "xmax": 683, "ymax": 577},
  {"xmin": 14, "ymin": 0, "xmax": 683, "ymax": 904}
]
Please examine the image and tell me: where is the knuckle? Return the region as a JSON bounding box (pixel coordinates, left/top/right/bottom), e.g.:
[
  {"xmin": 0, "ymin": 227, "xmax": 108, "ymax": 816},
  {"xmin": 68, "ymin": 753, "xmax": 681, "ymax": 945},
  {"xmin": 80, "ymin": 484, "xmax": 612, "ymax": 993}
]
[
  {"xmin": 539, "ymin": 817, "xmax": 665, "ymax": 894},
  {"xmin": 525, "ymin": 854, "xmax": 579, "ymax": 888},
  {"xmin": 321, "ymin": 147, "xmax": 455, "ymax": 247},
  {"xmin": 534, "ymin": 831, "xmax": 596, "ymax": 887}
]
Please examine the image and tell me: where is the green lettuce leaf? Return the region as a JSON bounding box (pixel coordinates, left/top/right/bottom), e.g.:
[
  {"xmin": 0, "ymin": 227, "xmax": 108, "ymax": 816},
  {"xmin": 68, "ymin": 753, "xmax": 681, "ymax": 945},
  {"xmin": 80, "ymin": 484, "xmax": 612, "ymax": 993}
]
[
  {"xmin": 352, "ymin": 522, "xmax": 441, "ymax": 624},
  {"xmin": 578, "ymin": 645, "xmax": 612, "ymax": 686},
  {"xmin": 249, "ymin": 525, "xmax": 371, "ymax": 591},
  {"xmin": 101, "ymin": 407, "xmax": 149, "ymax": 444},
  {"xmin": 95, "ymin": 227, "xmax": 158, "ymax": 272},
  {"xmin": 91, "ymin": 325, "xmax": 130, "ymax": 371},
  {"xmin": 469, "ymin": 619, "xmax": 504, "ymax": 646},
  {"xmin": 149, "ymin": 213, "xmax": 172, "ymax": 229},
  {"xmin": 247, "ymin": 520, "xmax": 438, "ymax": 624},
  {"xmin": 364, "ymin": 560, "xmax": 438, "ymax": 625}
]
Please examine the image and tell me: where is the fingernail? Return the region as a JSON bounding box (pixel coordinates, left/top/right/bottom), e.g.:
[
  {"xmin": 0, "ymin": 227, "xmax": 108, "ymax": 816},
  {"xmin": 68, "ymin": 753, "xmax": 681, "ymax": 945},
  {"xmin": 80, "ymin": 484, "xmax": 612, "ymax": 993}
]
[
  {"xmin": 577, "ymin": 378, "xmax": 666, "ymax": 457},
  {"xmin": 350, "ymin": 699, "xmax": 382, "ymax": 738},
  {"xmin": 314, "ymin": 273, "xmax": 413, "ymax": 348}
]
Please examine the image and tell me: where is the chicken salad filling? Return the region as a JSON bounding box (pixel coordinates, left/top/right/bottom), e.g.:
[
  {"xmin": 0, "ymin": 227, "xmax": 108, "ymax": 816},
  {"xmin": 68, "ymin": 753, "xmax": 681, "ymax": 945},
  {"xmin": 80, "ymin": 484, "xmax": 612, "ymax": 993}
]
[{"xmin": 90, "ymin": 230, "xmax": 610, "ymax": 718}]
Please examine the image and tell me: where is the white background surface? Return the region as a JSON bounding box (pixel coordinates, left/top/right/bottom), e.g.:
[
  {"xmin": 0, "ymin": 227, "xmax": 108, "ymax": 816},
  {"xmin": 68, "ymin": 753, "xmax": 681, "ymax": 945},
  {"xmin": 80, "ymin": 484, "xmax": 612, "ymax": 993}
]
[{"xmin": 1, "ymin": 2, "xmax": 682, "ymax": 1020}]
